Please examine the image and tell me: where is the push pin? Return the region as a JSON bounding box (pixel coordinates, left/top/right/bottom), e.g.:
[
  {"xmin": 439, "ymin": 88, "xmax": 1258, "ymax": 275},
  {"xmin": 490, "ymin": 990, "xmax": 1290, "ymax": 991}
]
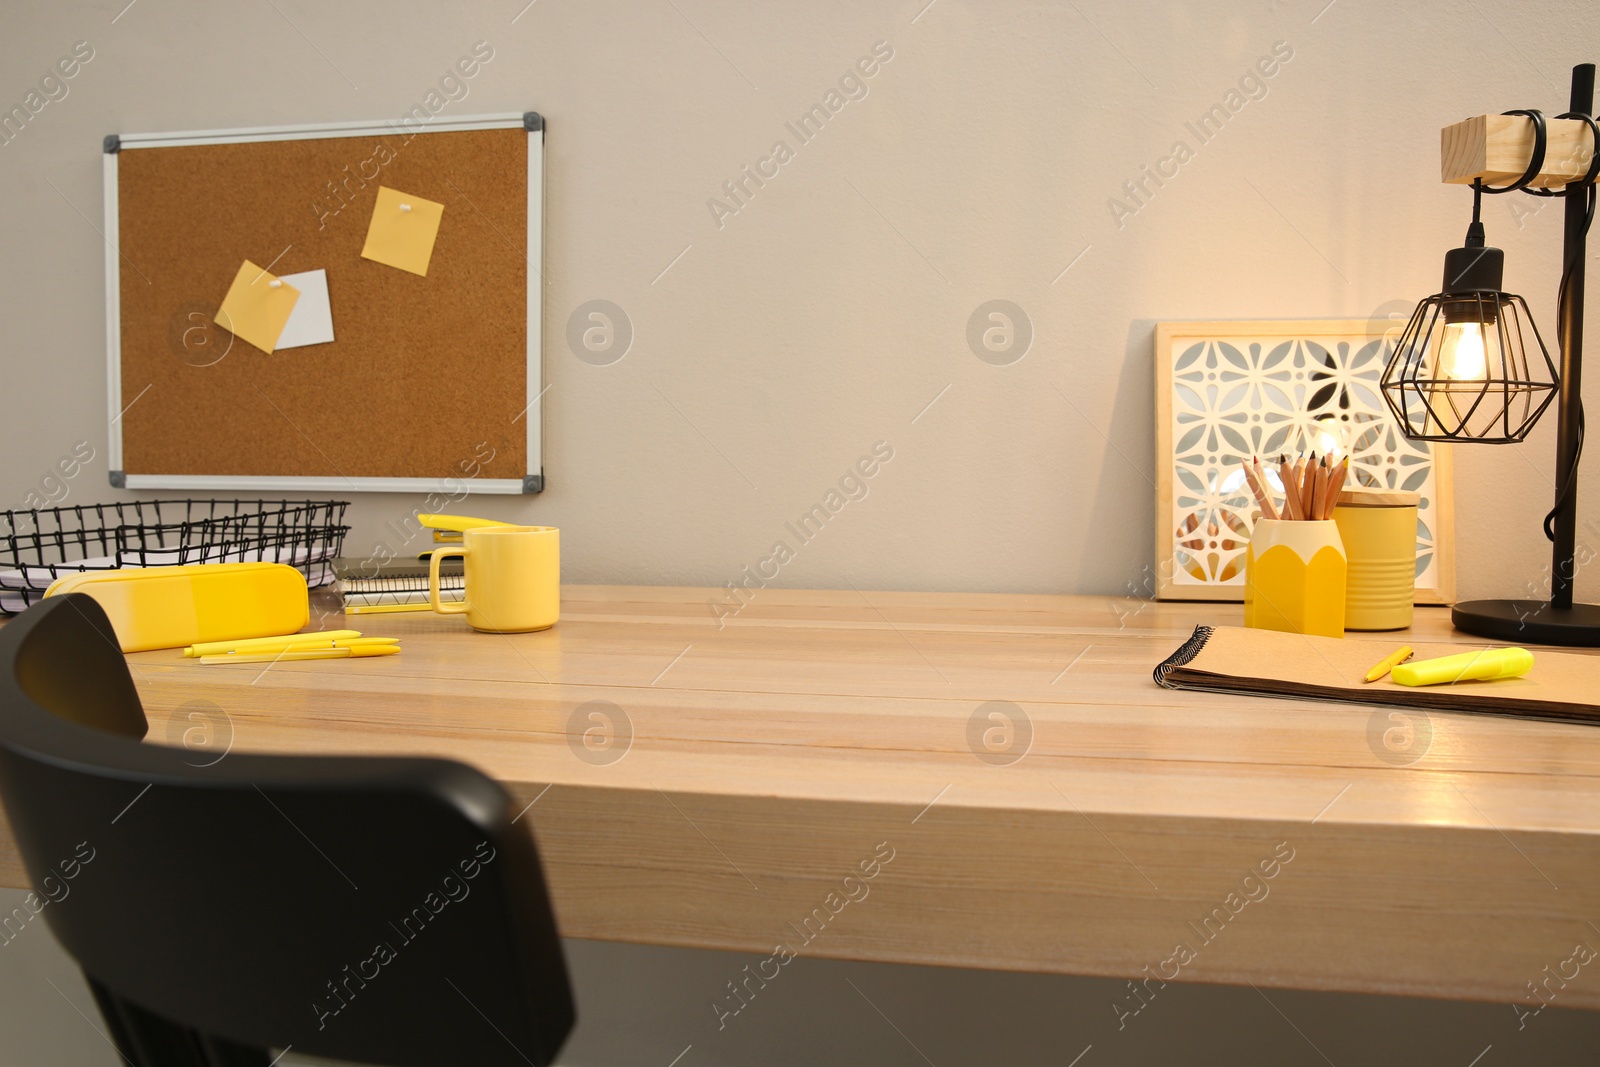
[
  {"xmin": 399, "ymin": 203, "xmax": 412, "ymax": 213},
  {"xmin": 268, "ymin": 279, "xmax": 283, "ymax": 288}
]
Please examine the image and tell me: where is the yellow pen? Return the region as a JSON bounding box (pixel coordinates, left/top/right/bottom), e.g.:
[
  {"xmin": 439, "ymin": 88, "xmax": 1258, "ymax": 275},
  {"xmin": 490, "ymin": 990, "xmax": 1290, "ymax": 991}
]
[
  {"xmin": 1391, "ymin": 647, "xmax": 1534, "ymax": 687},
  {"xmin": 199, "ymin": 646, "xmax": 402, "ymax": 665},
  {"xmin": 343, "ymin": 602, "xmax": 436, "ymax": 616},
  {"xmin": 1363, "ymin": 645, "xmax": 1414, "ymax": 682},
  {"xmin": 185, "ymin": 630, "xmax": 365, "ymax": 657},
  {"xmin": 185, "ymin": 630, "xmax": 385, "ymax": 655},
  {"xmin": 197, "ymin": 638, "xmax": 399, "ymax": 658}
]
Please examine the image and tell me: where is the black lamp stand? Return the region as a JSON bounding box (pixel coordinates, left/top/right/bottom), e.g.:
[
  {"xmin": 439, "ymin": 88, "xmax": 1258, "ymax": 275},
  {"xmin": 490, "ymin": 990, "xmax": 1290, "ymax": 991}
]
[{"xmin": 1453, "ymin": 63, "xmax": 1600, "ymax": 645}]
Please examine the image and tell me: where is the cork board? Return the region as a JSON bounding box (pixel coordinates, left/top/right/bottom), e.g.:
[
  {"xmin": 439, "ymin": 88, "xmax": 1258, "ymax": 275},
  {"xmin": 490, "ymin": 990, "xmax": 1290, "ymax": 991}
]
[{"xmin": 105, "ymin": 115, "xmax": 543, "ymax": 493}]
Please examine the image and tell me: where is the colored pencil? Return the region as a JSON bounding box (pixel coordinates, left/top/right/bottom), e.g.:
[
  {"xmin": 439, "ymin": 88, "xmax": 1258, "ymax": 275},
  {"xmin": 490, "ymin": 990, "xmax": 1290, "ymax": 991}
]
[
  {"xmin": 1324, "ymin": 456, "xmax": 1350, "ymax": 518},
  {"xmin": 1300, "ymin": 454, "xmax": 1317, "ymax": 521},
  {"xmin": 1240, "ymin": 458, "xmax": 1278, "ymax": 520},
  {"xmin": 1250, "ymin": 457, "xmax": 1279, "ymax": 520},
  {"xmin": 1278, "ymin": 455, "xmax": 1299, "ymax": 519}
]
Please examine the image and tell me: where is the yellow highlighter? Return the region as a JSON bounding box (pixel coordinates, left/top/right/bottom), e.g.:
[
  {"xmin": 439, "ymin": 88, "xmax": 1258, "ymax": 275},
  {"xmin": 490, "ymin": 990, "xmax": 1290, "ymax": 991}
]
[{"xmin": 1390, "ymin": 647, "xmax": 1534, "ymax": 687}]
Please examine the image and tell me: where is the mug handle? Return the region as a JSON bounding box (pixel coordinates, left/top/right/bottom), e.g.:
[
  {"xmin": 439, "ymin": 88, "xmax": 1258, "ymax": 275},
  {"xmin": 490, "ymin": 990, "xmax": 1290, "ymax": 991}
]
[{"xmin": 429, "ymin": 546, "xmax": 470, "ymax": 615}]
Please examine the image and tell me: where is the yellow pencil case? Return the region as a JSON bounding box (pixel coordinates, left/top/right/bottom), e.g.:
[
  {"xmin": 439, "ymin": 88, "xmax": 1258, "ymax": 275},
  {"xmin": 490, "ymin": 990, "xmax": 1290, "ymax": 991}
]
[{"xmin": 44, "ymin": 562, "xmax": 309, "ymax": 652}]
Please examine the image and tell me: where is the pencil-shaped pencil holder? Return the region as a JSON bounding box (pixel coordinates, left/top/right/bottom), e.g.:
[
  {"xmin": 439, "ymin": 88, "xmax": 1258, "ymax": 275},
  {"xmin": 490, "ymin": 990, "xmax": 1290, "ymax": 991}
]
[{"xmin": 1243, "ymin": 520, "xmax": 1347, "ymax": 638}]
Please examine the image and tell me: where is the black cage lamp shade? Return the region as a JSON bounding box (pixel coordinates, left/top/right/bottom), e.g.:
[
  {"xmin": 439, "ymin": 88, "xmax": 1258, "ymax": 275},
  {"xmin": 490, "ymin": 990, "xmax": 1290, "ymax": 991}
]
[{"xmin": 1381, "ymin": 223, "xmax": 1560, "ymax": 442}]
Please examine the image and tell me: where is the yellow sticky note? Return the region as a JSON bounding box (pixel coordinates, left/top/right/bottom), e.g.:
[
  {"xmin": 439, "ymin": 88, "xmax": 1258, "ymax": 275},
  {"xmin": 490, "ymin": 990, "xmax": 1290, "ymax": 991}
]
[
  {"xmin": 214, "ymin": 261, "xmax": 300, "ymax": 354},
  {"xmin": 361, "ymin": 186, "xmax": 444, "ymax": 276}
]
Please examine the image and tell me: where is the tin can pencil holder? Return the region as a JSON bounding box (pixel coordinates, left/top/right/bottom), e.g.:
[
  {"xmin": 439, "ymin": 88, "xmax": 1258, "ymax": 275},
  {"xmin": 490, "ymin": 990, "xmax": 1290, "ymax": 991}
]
[
  {"xmin": 1332, "ymin": 490, "xmax": 1418, "ymax": 632},
  {"xmin": 1244, "ymin": 519, "xmax": 1347, "ymax": 638}
]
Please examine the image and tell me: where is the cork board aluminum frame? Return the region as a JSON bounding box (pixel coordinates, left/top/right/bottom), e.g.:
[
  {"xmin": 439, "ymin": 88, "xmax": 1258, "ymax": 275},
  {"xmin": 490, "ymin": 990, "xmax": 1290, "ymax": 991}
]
[{"xmin": 103, "ymin": 112, "xmax": 545, "ymax": 494}]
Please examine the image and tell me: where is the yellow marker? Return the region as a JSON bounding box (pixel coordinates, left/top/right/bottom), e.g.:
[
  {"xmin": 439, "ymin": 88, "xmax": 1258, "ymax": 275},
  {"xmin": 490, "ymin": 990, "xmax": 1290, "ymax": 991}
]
[
  {"xmin": 1363, "ymin": 645, "xmax": 1414, "ymax": 682},
  {"xmin": 185, "ymin": 630, "xmax": 365, "ymax": 657},
  {"xmin": 199, "ymin": 646, "xmax": 401, "ymax": 665},
  {"xmin": 1391, "ymin": 647, "xmax": 1534, "ymax": 687}
]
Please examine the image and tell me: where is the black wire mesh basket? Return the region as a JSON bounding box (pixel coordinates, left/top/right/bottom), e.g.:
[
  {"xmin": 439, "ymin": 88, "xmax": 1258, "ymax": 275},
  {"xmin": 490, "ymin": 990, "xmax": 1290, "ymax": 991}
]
[{"xmin": 0, "ymin": 499, "xmax": 349, "ymax": 615}]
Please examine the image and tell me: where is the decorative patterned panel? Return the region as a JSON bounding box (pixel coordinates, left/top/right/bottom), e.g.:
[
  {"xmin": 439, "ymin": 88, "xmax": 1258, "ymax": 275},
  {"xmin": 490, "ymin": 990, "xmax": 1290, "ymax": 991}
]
[{"xmin": 1154, "ymin": 321, "xmax": 1455, "ymax": 603}]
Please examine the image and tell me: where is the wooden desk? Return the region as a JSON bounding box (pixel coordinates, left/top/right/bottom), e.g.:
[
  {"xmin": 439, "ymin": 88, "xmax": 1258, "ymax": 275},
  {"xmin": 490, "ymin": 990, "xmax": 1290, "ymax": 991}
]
[{"xmin": 3, "ymin": 587, "xmax": 1598, "ymax": 1007}]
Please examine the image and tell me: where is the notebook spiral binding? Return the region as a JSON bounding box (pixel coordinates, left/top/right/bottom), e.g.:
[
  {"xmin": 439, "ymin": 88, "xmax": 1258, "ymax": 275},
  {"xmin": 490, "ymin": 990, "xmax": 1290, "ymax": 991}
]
[{"xmin": 1152, "ymin": 624, "xmax": 1216, "ymax": 687}]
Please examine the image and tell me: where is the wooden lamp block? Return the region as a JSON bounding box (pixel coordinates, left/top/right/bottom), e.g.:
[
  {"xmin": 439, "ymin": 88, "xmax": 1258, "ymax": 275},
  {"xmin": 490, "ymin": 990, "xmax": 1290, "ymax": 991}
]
[{"xmin": 1441, "ymin": 113, "xmax": 1595, "ymax": 188}]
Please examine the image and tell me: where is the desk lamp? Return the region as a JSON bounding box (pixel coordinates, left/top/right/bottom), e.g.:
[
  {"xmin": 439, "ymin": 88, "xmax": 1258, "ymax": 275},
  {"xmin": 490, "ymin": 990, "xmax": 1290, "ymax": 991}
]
[{"xmin": 1381, "ymin": 63, "xmax": 1600, "ymax": 645}]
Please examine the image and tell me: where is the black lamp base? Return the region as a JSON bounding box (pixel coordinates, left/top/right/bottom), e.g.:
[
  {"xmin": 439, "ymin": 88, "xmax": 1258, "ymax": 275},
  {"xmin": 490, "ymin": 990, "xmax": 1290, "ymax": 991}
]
[{"xmin": 1452, "ymin": 599, "xmax": 1600, "ymax": 646}]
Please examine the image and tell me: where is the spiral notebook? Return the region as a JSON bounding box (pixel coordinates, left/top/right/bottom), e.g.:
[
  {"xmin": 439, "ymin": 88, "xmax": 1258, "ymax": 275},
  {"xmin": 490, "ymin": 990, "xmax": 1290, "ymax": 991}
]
[
  {"xmin": 331, "ymin": 556, "xmax": 463, "ymax": 612},
  {"xmin": 1154, "ymin": 625, "xmax": 1600, "ymax": 724}
]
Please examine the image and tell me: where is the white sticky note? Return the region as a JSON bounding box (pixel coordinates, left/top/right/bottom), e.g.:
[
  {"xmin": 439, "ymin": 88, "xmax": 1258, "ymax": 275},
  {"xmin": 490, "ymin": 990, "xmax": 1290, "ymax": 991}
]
[{"xmin": 273, "ymin": 269, "xmax": 335, "ymax": 350}]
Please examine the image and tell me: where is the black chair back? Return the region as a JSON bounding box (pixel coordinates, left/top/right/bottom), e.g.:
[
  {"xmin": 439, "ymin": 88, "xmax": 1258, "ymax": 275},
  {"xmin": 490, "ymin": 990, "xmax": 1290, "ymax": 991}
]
[{"xmin": 0, "ymin": 594, "xmax": 574, "ymax": 1066}]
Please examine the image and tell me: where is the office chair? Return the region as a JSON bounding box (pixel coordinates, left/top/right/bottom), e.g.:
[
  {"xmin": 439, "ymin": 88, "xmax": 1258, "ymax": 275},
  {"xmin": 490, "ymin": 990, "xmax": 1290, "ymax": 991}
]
[{"xmin": 0, "ymin": 594, "xmax": 575, "ymax": 1067}]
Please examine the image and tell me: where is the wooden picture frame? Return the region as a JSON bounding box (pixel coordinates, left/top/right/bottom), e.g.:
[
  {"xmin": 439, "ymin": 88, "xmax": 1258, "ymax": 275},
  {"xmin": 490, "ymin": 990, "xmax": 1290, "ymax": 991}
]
[{"xmin": 1154, "ymin": 320, "xmax": 1456, "ymax": 604}]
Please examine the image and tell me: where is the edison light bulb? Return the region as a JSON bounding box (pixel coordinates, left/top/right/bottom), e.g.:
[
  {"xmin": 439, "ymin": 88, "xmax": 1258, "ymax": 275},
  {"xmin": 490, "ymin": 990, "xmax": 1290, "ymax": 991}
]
[
  {"xmin": 1314, "ymin": 423, "xmax": 1342, "ymax": 456},
  {"xmin": 1439, "ymin": 321, "xmax": 1488, "ymax": 380}
]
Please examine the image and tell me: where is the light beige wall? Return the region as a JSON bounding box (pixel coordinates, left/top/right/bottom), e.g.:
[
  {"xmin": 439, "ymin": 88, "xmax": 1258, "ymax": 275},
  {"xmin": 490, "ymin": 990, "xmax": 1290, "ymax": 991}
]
[{"xmin": 1, "ymin": 0, "xmax": 1595, "ymax": 604}]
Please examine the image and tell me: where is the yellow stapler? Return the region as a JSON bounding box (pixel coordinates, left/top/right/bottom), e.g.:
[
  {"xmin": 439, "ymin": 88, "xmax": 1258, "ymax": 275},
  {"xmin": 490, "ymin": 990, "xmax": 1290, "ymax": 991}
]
[{"xmin": 416, "ymin": 513, "xmax": 514, "ymax": 549}]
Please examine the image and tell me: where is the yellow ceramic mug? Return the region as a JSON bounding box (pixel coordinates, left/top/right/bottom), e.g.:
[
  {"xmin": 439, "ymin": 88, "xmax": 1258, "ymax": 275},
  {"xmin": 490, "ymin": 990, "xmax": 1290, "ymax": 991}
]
[{"xmin": 428, "ymin": 525, "xmax": 559, "ymax": 633}]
